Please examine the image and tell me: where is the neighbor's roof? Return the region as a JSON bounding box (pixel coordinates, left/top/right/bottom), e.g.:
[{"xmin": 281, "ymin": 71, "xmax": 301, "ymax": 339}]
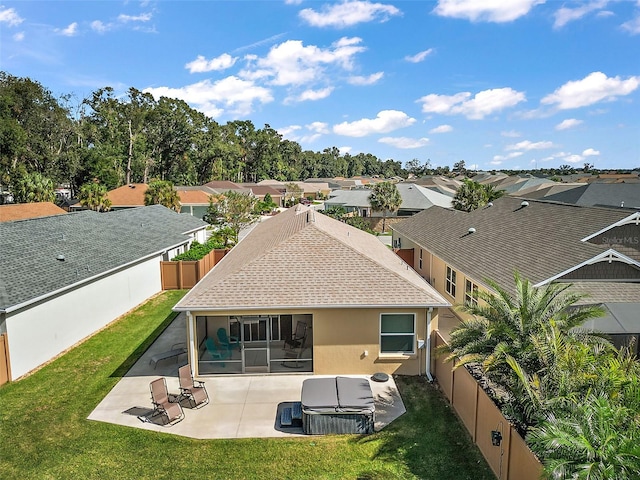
[
  {"xmin": 0, "ymin": 202, "xmax": 66, "ymax": 222},
  {"xmin": 175, "ymin": 205, "xmax": 449, "ymax": 311},
  {"xmin": 392, "ymin": 196, "xmax": 636, "ymax": 293},
  {"xmin": 0, "ymin": 205, "xmax": 207, "ymax": 313},
  {"xmin": 325, "ymin": 184, "xmax": 452, "ymax": 210},
  {"xmin": 107, "ymin": 183, "xmax": 148, "ymax": 207},
  {"xmin": 545, "ymin": 183, "xmax": 640, "ymax": 209}
]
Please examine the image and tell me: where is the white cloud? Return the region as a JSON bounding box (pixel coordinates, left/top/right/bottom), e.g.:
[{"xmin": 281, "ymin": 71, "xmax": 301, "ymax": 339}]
[
  {"xmin": 278, "ymin": 122, "xmax": 330, "ymax": 144},
  {"xmin": 299, "ymin": 1, "xmax": 401, "ymax": 28},
  {"xmin": 338, "ymin": 146, "xmax": 352, "ymax": 155},
  {"xmin": 333, "ymin": 110, "xmax": 416, "ymax": 137},
  {"xmin": 13, "ymin": 31, "xmax": 24, "ymax": 41},
  {"xmin": 240, "ymin": 37, "xmax": 366, "ymax": 87},
  {"xmin": 307, "ymin": 121, "xmax": 330, "ymax": 134},
  {"xmin": 493, "ymin": 152, "xmax": 524, "ymax": 162},
  {"xmin": 405, "ymin": 49, "xmax": 434, "ymax": 63},
  {"xmin": 0, "ymin": 7, "xmax": 24, "ymax": 26},
  {"xmin": 144, "ymin": 76, "xmax": 273, "ymax": 118},
  {"xmin": 379, "ymin": 136, "xmax": 430, "ymax": 148},
  {"xmin": 432, "ymin": 0, "xmax": 545, "ymax": 23},
  {"xmin": 564, "ymin": 154, "xmax": 584, "ymax": 163},
  {"xmin": 506, "ymin": 140, "xmax": 554, "ymax": 151},
  {"xmin": 348, "ymin": 72, "xmax": 384, "ymax": 85},
  {"xmin": 277, "ymin": 125, "xmax": 302, "ymax": 137},
  {"xmin": 553, "ymin": 0, "xmax": 609, "ymax": 28},
  {"xmin": 541, "ymin": 72, "xmax": 640, "ymax": 110},
  {"xmin": 287, "ymin": 87, "xmax": 334, "ymax": 103},
  {"xmin": 186, "ymin": 54, "xmax": 238, "ymax": 73},
  {"xmin": 91, "ymin": 20, "xmax": 110, "ymax": 33},
  {"xmin": 429, "ymin": 124, "xmax": 453, "ymax": 133},
  {"xmin": 418, "ymin": 87, "xmax": 526, "ymax": 119},
  {"xmin": 59, "ymin": 22, "xmax": 78, "ymax": 37},
  {"xmin": 118, "ymin": 13, "xmax": 153, "ymax": 23},
  {"xmin": 555, "ymin": 118, "xmax": 583, "ymax": 130},
  {"xmin": 489, "ymin": 159, "xmax": 503, "ymax": 166},
  {"xmin": 501, "ymin": 130, "xmax": 522, "ymax": 138},
  {"xmin": 285, "ymin": 0, "xmax": 303, "ymax": 4},
  {"xmin": 583, "ymin": 148, "xmax": 600, "ymax": 156},
  {"xmin": 622, "ymin": 15, "xmax": 640, "ymax": 34}
]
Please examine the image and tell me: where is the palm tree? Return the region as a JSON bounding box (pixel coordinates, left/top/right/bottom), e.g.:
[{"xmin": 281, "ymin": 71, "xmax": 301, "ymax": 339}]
[
  {"xmin": 438, "ymin": 272, "xmax": 605, "ymax": 428},
  {"xmin": 452, "ymin": 179, "xmax": 505, "ymax": 212},
  {"xmin": 78, "ymin": 181, "xmax": 112, "ymax": 212},
  {"xmin": 368, "ymin": 181, "xmax": 402, "ymax": 233},
  {"xmin": 528, "ymin": 395, "xmax": 640, "ymax": 479},
  {"xmin": 144, "ymin": 179, "xmax": 181, "ymax": 212},
  {"xmin": 12, "ymin": 172, "xmax": 56, "ymax": 203}
]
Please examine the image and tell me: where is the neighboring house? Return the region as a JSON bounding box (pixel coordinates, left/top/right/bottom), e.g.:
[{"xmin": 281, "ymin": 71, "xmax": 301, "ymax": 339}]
[
  {"xmin": 173, "ymin": 205, "xmax": 449, "ymax": 377},
  {"xmin": 543, "ymin": 183, "xmax": 640, "ymax": 210},
  {"xmin": 175, "ymin": 186, "xmax": 219, "ymax": 218},
  {"xmin": 391, "ymin": 196, "xmax": 640, "ymax": 352},
  {"xmin": 0, "ymin": 202, "xmax": 66, "ymax": 222},
  {"xmin": 324, "ymin": 183, "xmax": 452, "ymax": 217},
  {"xmin": 0, "ymin": 205, "xmax": 208, "ymax": 381},
  {"xmin": 256, "ymin": 180, "xmax": 331, "ymax": 199}
]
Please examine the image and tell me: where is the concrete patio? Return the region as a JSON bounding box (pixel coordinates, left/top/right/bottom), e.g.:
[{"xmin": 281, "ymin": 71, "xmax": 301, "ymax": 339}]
[{"xmin": 88, "ymin": 312, "xmax": 406, "ymax": 439}]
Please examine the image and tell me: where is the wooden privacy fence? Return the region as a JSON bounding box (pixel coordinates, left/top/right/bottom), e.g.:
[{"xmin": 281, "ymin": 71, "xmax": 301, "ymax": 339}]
[
  {"xmin": 434, "ymin": 332, "xmax": 543, "ymax": 480},
  {"xmin": 160, "ymin": 249, "xmax": 228, "ymax": 290},
  {"xmin": 0, "ymin": 334, "xmax": 10, "ymax": 386}
]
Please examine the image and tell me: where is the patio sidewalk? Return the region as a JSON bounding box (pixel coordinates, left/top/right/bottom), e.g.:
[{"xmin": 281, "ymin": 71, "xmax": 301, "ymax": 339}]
[{"xmin": 88, "ymin": 312, "xmax": 406, "ymax": 439}]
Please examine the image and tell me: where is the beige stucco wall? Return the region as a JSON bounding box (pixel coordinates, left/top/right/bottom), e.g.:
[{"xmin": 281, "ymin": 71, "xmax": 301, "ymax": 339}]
[{"xmin": 187, "ymin": 306, "xmax": 436, "ymax": 375}]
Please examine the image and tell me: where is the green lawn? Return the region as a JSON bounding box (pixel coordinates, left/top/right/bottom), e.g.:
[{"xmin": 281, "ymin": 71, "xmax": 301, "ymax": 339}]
[{"xmin": 0, "ymin": 291, "xmax": 494, "ymax": 480}]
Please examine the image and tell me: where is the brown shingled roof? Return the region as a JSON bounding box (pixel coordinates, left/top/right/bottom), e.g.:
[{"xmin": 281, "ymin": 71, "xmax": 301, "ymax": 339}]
[
  {"xmin": 392, "ymin": 197, "xmax": 636, "ymax": 293},
  {"xmin": 107, "ymin": 183, "xmax": 148, "ymax": 207},
  {"xmin": 175, "ymin": 205, "xmax": 449, "ymax": 311},
  {"xmin": 0, "ymin": 202, "xmax": 66, "ymax": 222}
]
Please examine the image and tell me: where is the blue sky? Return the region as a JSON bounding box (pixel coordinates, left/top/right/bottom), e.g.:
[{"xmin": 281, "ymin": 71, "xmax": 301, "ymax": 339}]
[{"xmin": 1, "ymin": 1, "xmax": 639, "ymax": 171}]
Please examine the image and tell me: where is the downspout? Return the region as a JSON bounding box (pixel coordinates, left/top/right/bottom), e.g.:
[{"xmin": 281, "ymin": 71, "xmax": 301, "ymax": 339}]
[
  {"xmin": 425, "ymin": 307, "xmax": 434, "ymax": 382},
  {"xmin": 186, "ymin": 311, "xmax": 197, "ymax": 376}
]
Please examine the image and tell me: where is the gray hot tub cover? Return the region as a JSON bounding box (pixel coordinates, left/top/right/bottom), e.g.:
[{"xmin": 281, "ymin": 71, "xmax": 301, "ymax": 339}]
[{"xmin": 301, "ymin": 377, "xmax": 375, "ymax": 414}]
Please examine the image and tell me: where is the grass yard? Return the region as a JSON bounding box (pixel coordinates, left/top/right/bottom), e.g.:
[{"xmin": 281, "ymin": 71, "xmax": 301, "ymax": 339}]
[{"xmin": 0, "ymin": 291, "xmax": 494, "ymax": 480}]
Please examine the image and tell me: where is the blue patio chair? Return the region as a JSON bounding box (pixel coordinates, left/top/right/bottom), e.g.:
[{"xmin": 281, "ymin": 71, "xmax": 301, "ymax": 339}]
[
  {"xmin": 204, "ymin": 337, "xmax": 231, "ymax": 366},
  {"xmin": 217, "ymin": 327, "xmax": 240, "ymax": 351}
]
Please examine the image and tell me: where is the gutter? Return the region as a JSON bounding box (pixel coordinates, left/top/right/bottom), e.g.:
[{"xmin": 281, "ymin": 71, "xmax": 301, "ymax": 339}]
[{"xmin": 172, "ymin": 301, "xmax": 451, "ymax": 312}]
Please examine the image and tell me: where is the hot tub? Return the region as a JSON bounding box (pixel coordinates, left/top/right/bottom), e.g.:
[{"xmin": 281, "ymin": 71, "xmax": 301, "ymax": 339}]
[{"xmin": 301, "ymin": 377, "xmax": 375, "ymax": 434}]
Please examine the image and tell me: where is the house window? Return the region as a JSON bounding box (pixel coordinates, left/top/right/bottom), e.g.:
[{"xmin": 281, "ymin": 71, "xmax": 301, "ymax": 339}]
[
  {"xmin": 446, "ymin": 266, "xmax": 457, "ymax": 298},
  {"xmin": 465, "ymin": 279, "xmax": 479, "ymax": 307},
  {"xmin": 419, "ymin": 249, "xmax": 423, "ymax": 270},
  {"xmin": 380, "ymin": 313, "xmax": 416, "ymax": 355}
]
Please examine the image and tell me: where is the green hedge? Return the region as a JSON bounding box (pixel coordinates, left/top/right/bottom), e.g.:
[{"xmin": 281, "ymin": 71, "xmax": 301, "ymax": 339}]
[{"xmin": 171, "ymin": 238, "xmax": 226, "ymax": 261}]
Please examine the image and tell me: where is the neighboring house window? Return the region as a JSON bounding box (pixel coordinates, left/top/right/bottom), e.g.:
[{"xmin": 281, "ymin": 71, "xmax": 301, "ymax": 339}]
[
  {"xmin": 380, "ymin": 313, "xmax": 416, "ymax": 355},
  {"xmin": 465, "ymin": 279, "xmax": 478, "ymax": 307},
  {"xmin": 419, "ymin": 249, "xmax": 423, "ymax": 270},
  {"xmin": 446, "ymin": 266, "xmax": 457, "ymax": 298}
]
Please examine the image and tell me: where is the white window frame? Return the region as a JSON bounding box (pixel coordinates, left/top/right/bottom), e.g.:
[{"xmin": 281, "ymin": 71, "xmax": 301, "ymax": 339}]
[
  {"xmin": 465, "ymin": 279, "xmax": 479, "ymax": 307},
  {"xmin": 446, "ymin": 266, "xmax": 457, "ymax": 298},
  {"xmin": 379, "ymin": 313, "xmax": 416, "ymax": 356}
]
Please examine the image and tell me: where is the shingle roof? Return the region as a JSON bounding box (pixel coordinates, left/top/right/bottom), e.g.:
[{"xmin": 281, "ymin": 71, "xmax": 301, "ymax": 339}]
[
  {"xmin": 392, "ymin": 197, "xmax": 636, "ymax": 293},
  {"xmin": 0, "ymin": 205, "xmax": 207, "ymax": 312},
  {"xmin": 0, "ymin": 202, "xmax": 66, "ymax": 222},
  {"xmin": 107, "ymin": 183, "xmax": 147, "ymax": 207},
  {"xmin": 545, "ymin": 183, "xmax": 640, "ymax": 209},
  {"xmin": 326, "ymin": 184, "xmax": 452, "ymax": 210},
  {"xmin": 175, "ymin": 205, "xmax": 449, "ymax": 311}
]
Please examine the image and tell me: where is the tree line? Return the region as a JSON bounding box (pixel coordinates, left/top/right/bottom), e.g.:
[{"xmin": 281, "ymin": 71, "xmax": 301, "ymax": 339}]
[{"xmin": 0, "ymin": 72, "xmax": 407, "ymax": 199}]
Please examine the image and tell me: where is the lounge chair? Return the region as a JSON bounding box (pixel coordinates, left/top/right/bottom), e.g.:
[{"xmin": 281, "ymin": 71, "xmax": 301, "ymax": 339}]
[
  {"xmin": 146, "ymin": 377, "xmax": 184, "ymax": 426},
  {"xmin": 217, "ymin": 327, "xmax": 240, "ymax": 351},
  {"xmin": 203, "ymin": 337, "xmax": 231, "ymax": 366},
  {"xmin": 178, "ymin": 364, "xmax": 209, "ymax": 409}
]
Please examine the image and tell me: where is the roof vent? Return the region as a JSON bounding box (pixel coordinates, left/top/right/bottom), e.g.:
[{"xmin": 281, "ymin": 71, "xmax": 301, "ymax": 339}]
[
  {"xmin": 468, "ymin": 227, "xmax": 476, "ymax": 234},
  {"xmin": 56, "ymin": 254, "xmax": 65, "ymax": 261},
  {"xmin": 487, "ymin": 202, "xmax": 493, "ymax": 207},
  {"xmin": 128, "ymin": 184, "xmax": 135, "ymax": 188},
  {"xmin": 520, "ymin": 200, "xmax": 529, "ymax": 207}
]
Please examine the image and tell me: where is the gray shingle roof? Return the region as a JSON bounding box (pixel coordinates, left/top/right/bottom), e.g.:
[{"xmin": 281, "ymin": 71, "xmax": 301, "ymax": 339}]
[
  {"xmin": 325, "ymin": 184, "xmax": 452, "ymax": 211},
  {"xmin": 392, "ymin": 197, "xmax": 636, "ymax": 293},
  {"xmin": 1, "ymin": 205, "xmax": 207, "ymax": 312},
  {"xmin": 546, "ymin": 183, "xmax": 640, "ymax": 209},
  {"xmin": 175, "ymin": 205, "xmax": 449, "ymax": 311}
]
